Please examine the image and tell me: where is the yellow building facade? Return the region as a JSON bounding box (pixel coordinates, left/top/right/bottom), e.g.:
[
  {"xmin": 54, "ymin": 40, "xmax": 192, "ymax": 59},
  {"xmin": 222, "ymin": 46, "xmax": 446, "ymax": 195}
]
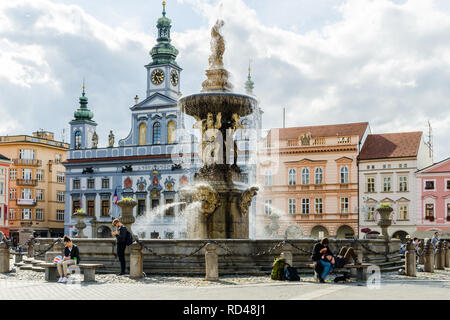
[{"xmin": 0, "ymin": 131, "xmax": 69, "ymax": 245}]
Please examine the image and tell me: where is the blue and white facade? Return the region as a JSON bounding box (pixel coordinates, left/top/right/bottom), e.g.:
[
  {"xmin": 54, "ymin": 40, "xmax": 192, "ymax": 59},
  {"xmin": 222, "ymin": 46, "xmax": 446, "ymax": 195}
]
[{"xmin": 63, "ymin": 5, "xmax": 196, "ymax": 239}]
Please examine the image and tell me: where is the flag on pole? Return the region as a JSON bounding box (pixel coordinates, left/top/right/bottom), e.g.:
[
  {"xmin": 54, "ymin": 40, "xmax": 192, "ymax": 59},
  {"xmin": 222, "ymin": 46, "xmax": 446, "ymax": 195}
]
[{"xmin": 113, "ymin": 187, "xmax": 119, "ymax": 206}]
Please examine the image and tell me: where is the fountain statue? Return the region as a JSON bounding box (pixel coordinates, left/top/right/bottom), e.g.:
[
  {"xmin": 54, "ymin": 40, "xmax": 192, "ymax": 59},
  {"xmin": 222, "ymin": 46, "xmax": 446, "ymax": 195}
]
[{"xmin": 179, "ymin": 20, "xmax": 259, "ymax": 239}]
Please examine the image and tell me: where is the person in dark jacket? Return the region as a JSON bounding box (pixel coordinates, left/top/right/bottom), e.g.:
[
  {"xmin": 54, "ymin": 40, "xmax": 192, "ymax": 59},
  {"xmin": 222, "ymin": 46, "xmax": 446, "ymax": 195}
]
[
  {"xmin": 57, "ymin": 236, "xmax": 80, "ymax": 283},
  {"xmin": 112, "ymin": 219, "xmax": 128, "ymax": 275},
  {"xmin": 312, "ymin": 238, "xmax": 333, "ymax": 283}
]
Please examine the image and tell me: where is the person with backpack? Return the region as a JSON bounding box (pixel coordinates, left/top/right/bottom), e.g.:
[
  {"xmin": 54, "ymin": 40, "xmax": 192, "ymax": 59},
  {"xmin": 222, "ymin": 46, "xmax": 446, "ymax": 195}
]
[{"xmin": 112, "ymin": 219, "xmax": 133, "ymax": 275}]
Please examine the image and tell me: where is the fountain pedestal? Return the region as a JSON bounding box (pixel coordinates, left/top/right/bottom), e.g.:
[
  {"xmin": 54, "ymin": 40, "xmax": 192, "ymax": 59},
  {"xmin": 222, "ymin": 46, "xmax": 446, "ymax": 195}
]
[
  {"xmin": 179, "ymin": 20, "xmax": 258, "ymax": 239},
  {"xmin": 118, "ymin": 200, "xmax": 137, "ymax": 234}
]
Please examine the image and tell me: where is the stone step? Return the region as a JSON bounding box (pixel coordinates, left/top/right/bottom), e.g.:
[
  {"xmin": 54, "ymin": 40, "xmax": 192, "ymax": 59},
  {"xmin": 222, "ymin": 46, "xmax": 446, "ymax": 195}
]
[{"xmin": 31, "ymin": 266, "xmax": 45, "ymax": 273}]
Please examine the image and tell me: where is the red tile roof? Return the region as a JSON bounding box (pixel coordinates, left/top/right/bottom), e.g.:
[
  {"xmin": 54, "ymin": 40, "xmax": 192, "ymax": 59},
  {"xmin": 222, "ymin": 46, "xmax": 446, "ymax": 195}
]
[
  {"xmin": 359, "ymin": 132, "xmax": 423, "ymax": 160},
  {"xmin": 268, "ymin": 122, "xmax": 369, "ymax": 140}
]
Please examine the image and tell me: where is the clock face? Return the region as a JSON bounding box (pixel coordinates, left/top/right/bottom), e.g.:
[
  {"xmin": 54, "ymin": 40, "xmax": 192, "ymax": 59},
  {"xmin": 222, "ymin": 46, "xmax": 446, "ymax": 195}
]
[
  {"xmin": 151, "ymin": 69, "xmax": 165, "ymax": 85},
  {"xmin": 170, "ymin": 70, "xmax": 179, "ymax": 86}
]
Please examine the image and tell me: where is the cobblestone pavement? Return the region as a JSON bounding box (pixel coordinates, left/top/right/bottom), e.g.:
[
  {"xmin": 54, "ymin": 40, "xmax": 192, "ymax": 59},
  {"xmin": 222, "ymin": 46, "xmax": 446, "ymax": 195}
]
[{"xmin": 1, "ymin": 260, "xmax": 449, "ymax": 300}]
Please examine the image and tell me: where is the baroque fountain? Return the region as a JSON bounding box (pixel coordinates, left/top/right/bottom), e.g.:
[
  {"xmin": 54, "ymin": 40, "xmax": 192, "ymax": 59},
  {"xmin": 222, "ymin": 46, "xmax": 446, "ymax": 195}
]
[{"xmin": 179, "ymin": 20, "xmax": 259, "ymax": 239}]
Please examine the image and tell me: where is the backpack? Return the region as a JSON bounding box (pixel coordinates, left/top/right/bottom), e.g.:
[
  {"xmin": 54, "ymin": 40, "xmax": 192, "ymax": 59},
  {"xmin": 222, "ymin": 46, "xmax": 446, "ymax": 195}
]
[
  {"xmin": 126, "ymin": 230, "xmax": 134, "ymax": 246},
  {"xmin": 271, "ymin": 257, "xmax": 286, "ymax": 281},
  {"xmin": 285, "ymin": 265, "xmax": 300, "ymax": 281}
]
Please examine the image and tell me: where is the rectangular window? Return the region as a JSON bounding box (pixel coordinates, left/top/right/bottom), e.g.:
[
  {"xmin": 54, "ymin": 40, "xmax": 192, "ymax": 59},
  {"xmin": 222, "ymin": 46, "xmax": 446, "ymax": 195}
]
[
  {"xmin": 73, "ymin": 179, "xmax": 80, "ymax": 190},
  {"xmin": 102, "ymin": 178, "xmax": 110, "ymax": 189},
  {"xmin": 57, "ymin": 191, "xmax": 65, "ymax": 202},
  {"xmin": 9, "ymin": 188, "xmax": 16, "ymax": 200},
  {"xmin": 367, "ymin": 177, "xmax": 375, "ymax": 193},
  {"xmin": 57, "ymin": 172, "xmax": 65, "ymax": 183},
  {"xmin": 9, "ymin": 209, "xmax": 16, "ymax": 220},
  {"xmin": 10, "ymin": 169, "xmax": 16, "ymax": 180},
  {"xmin": 340, "ymin": 197, "xmax": 349, "ymax": 214},
  {"xmin": 301, "ymin": 198, "xmax": 310, "ymax": 214},
  {"xmin": 101, "ymin": 200, "xmax": 110, "ymax": 217},
  {"xmin": 22, "ymin": 168, "xmax": 32, "ymax": 180},
  {"xmin": 72, "ymin": 200, "xmax": 80, "ymax": 214},
  {"xmin": 367, "ymin": 207, "xmax": 375, "ymax": 221},
  {"xmin": 264, "ymin": 171, "xmax": 272, "ymax": 186},
  {"xmin": 21, "ymin": 208, "xmax": 32, "ymax": 220},
  {"xmin": 264, "ymin": 200, "xmax": 272, "ymax": 215},
  {"xmin": 425, "ymin": 181, "xmax": 435, "ymax": 190},
  {"xmin": 288, "ymin": 199, "xmax": 296, "ymax": 215},
  {"xmin": 36, "ymin": 209, "xmax": 43, "ymax": 221},
  {"xmin": 137, "ymin": 199, "xmax": 146, "ymax": 216},
  {"xmin": 315, "ymin": 198, "xmax": 323, "ymax": 214},
  {"xmin": 21, "ymin": 188, "xmax": 32, "ymax": 200},
  {"xmin": 87, "ymin": 179, "xmax": 95, "ymax": 189},
  {"xmin": 0, "ymin": 182, "xmax": 3, "ymax": 196},
  {"xmin": 165, "ymin": 199, "xmax": 174, "ymax": 217},
  {"xmin": 55, "ymin": 154, "xmax": 61, "ymax": 164},
  {"xmin": 36, "ymin": 189, "xmax": 44, "ymax": 201},
  {"xmin": 383, "ymin": 177, "xmax": 391, "ymax": 192},
  {"xmin": 399, "ymin": 176, "xmax": 408, "ymax": 192},
  {"xmin": 87, "ymin": 200, "xmax": 95, "ymax": 217},
  {"xmin": 36, "ymin": 169, "xmax": 43, "ymax": 181},
  {"xmin": 57, "ymin": 210, "xmax": 65, "ymax": 221},
  {"xmin": 19, "ymin": 149, "xmax": 35, "ymax": 160},
  {"xmin": 447, "ymin": 203, "xmax": 450, "ymax": 217},
  {"xmin": 425, "ymin": 204, "xmax": 434, "ymax": 218},
  {"xmin": 447, "ymin": 180, "xmax": 450, "ymax": 190},
  {"xmin": 399, "ymin": 205, "xmax": 408, "ymax": 220},
  {"xmin": 151, "ymin": 199, "xmax": 160, "ymax": 209}
]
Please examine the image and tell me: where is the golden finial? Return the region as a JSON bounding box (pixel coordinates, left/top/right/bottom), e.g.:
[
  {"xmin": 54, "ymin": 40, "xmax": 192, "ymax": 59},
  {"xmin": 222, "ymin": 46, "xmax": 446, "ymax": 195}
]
[
  {"xmin": 162, "ymin": 1, "xmax": 166, "ymax": 16},
  {"xmin": 82, "ymin": 78, "xmax": 86, "ymax": 95}
]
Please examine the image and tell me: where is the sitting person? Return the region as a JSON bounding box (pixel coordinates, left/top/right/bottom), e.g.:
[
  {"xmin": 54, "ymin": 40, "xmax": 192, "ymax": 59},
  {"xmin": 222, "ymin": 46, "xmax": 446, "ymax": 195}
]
[
  {"xmin": 57, "ymin": 236, "xmax": 80, "ymax": 283},
  {"xmin": 311, "ymin": 238, "xmax": 334, "ymax": 283},
  {"xmin": 333, "ymin": 246, "xmax": 361, "ymax": 268}
]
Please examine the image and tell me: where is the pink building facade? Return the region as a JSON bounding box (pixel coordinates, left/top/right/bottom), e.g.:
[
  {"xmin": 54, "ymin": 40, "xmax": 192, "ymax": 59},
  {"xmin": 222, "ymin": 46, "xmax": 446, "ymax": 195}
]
[{"xmin": 415, "ymin": 157, "xmax": 450, "ymax": 238}]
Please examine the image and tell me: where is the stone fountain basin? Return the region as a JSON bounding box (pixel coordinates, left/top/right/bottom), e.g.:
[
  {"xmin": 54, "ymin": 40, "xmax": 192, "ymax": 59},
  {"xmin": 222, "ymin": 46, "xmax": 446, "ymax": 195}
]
[{"xmin": 179, "ymin": 92, "xmax": 257, "ymax": 119}]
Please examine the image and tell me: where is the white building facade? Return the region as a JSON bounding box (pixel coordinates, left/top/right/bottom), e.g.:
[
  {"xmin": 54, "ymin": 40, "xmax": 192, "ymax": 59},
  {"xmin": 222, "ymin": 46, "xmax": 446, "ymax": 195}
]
[{"xmin": 358, "ymin": 132, "xmax": 433, "ymax": 240}]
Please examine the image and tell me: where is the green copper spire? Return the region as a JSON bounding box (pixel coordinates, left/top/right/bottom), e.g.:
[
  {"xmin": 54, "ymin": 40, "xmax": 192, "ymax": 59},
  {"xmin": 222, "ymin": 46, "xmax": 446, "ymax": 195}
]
[
  {"xmin": 245, "ymin": 60, "xmax": 255, "ymax": 95},
  {"xmin": 149, "ymin": 1, "xmax": 179, "ymax": 67},
  {"xmin": 72, "ymin": 82, "xmax": 96, "ymax": 124}
]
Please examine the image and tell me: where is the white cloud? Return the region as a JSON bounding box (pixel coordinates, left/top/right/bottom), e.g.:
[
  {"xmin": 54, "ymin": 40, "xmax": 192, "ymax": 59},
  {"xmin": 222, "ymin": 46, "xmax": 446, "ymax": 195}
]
[{"xmin": 0, "ymin": 0, "xmax": 449, "ymax": 162}]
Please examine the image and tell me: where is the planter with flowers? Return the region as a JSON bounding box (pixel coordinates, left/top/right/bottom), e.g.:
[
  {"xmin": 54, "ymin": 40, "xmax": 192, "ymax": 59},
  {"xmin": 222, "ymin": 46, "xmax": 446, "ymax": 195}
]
[
  {"xmin": 118, "ymin": 198, "xmax": 138, "ymax": 232},
  {"xmin": 73, "ymin": 209, "xmax": 88, "ymax": 238}
]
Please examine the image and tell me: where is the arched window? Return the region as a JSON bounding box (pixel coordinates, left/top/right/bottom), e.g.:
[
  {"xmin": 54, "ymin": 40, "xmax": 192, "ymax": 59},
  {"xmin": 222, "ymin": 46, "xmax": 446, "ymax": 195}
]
[
  {"xmin": 302, "ymin": 168, "xmax": 310, "ymax": 185},
  {"xmin": 288, "ymin": 169, "xmax": 296, "ymax": 185},
  {"xmin": 340, "ymin": 166, "xmax": 349, "ymax": 184},
  {"xmin": 315, "ymin": 167, "xmax": 323, "ymax": 185},
  {"xmin": 153, "ymin": 122, "xmax": 161, "ymax": 145},
  {"xmin": 74, "ymin": 131, "xmax": 81, "ymax": 149},
  {"xmin": 138, "ymin": 123, "xmax": 147, "ymax": 145},
  {"xmin": 167, "ymin": 121, "xmax": 175, "ymax": 144}
]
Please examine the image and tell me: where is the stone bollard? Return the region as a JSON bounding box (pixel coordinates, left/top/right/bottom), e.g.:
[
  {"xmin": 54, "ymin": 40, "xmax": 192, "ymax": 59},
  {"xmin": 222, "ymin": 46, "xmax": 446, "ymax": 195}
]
[
  {"xmin": 45, "ymin": 240, "xmax": 65, "ymax": 263},
  {"xmin": 405, "ymin": 240, "xmax": 416, "ymax": 277},
  {"xmin": 14, "ymin": 252, "xmax": 24, "ymax": 264},
  {"xmin": 418, "ymin": 240, "xmax": 425, "ymax": 265},
  {"xmin": 424, "ymin": 240, "xmax": 434, "ymax": 273},
  {"xmin": 445, "ymin": 241, "xmax": 449, "ymax": 268},
  {"xmin": 435, "ymin": 241, "xmax": 445, "ymax": 270},
  {"xmin": 0, "ymin": 242, "xmax": 10, "ymax": 273},
  {"xmin": 205, "ymin": 243, "xmax": 218, "ymax": 281},
  {"xmin": 280, "ymin": 242, "xmax": 293, "ymax": 267},
  {"xmin": 129, "ymin": 242, "xmax": 143, "ymax": 279}
]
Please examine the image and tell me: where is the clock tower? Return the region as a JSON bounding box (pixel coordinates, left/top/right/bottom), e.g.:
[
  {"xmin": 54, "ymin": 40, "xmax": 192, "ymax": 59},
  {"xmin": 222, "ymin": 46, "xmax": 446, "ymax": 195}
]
[{"xmin": 145, "ymin": 1, "xmax": 181, "ymax": 100}]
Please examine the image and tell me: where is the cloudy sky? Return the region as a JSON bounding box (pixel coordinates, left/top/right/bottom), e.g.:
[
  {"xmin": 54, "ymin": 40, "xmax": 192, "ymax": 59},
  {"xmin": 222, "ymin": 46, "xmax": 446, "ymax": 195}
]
[{"xmin": 1, "ymin": 0, "xmax": 449, "ymax": 161}]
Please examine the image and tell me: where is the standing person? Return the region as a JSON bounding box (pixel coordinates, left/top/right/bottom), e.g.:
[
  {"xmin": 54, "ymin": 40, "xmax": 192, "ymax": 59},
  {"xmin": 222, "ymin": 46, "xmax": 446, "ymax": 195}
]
[
  {"xmin": 57, "ymin": 236, "xmax": 80, "ymax": 283},
  {"xmin": 431, "ymin": 232, "xmax": 440, "ymax": 249},
  {"xmin": 112, "ymin": 219, "xmax": 129, "ymax": 275}
]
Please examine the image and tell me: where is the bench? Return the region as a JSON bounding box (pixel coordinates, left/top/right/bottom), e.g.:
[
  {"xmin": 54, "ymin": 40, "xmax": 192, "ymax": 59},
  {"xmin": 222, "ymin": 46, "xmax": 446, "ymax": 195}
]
[
  {"xmin": 308, "ymin": 263, "xmax": 372, "ymax": 282},
  {"xmin": 39, "ymin": 262, "xmax": 104, "ymax": 282}
]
